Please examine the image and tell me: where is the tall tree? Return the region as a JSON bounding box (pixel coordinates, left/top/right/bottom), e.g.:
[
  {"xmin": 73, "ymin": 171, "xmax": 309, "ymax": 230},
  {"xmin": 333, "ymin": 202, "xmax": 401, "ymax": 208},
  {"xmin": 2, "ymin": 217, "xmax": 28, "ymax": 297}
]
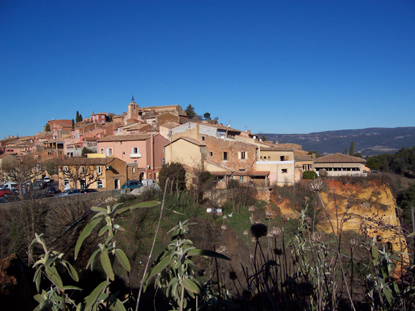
[
  {"xmin": 0, "ymin": 156, "xmax": 44, "ymax": 197},
  {"xmin": 75, "ymin": 111, "xmax": 83, "ymax": 122},
  {"xmin": 184, "ymin": 105, "xmax": 196, "ymax": 119},
  {"xmin": 71, "ymin": 119, "xmax": 74, "ymax": 129},
  {"xmin": 349, "ymin": 142, "xmax": 355, "ymax": 156},
  {"xmin": 203, "ymin": 112, "xmax": 211, "ymax": 120}
]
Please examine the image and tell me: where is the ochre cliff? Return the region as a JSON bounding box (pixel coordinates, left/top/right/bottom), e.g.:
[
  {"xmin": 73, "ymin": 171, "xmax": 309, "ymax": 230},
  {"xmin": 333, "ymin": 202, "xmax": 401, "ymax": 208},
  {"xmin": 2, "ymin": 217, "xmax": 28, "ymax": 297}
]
[{"xmin": 273, "ymin": 180, "xmax": 406, "ymax": 253}]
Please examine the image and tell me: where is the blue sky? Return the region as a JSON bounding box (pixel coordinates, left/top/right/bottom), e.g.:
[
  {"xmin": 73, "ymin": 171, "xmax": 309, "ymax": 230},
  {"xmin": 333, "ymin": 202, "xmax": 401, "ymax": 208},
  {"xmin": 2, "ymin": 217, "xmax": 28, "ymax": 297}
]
[{"xmin": 1, "ymin": 0, "xmax": 414, "ymax": 139}]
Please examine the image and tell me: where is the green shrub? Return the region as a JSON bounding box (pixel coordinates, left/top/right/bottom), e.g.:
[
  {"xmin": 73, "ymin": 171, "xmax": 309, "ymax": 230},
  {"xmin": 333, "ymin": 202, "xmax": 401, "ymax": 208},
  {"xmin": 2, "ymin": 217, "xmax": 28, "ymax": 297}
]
[{"xmin": 303, "ymin": 170, "xmax": 318, "ymax": 179}]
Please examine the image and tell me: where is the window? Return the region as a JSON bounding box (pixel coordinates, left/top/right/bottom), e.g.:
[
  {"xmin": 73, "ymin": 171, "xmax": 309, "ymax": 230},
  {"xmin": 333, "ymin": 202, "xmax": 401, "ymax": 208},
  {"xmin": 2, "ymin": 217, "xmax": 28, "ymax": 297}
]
[
  {"xmin": 63, "ymin": 166, "xmax": 68, "ymax": 173},
  {"xmin": 80, "ymin": 166, "xmax": 85, "ymax": 174},
  {"xmin": 109, "ymin": 148, "xmax": 113, "ymax": 156},
  {"xmin": 209, "ymin": 152, "xmax": 213, "ymax": 157},
  {"xmin": 239, "ymin": 152, "xmax": 246, "ymax": 160},
  {"xmin": 132, "ymin": 167, "xmax": 136, "ymax": 174},
  {"xmin": 280, "ymin": 156, "xmax": 285, "ymax": 161},
  {"xmin": 281, "ymin": 169, "xmax": 287, "ymax": 173},
  {"xmin": 63, "ymin": 179, "xmax": 70, "ymax": 189},
  {"xmin": 222, "ymin": 152, "xmax": 228, "ymax": 161},
  {"xmin": 201, "ymin": 135, "xmax": 206, "ymax": 141},
  {"xmin": 133, "ymin": 147, "xmax": 139, "ymax": 154},
  {"xmin": 97, "ymin": 165, "xmax": 102, "ymax": 175},
  {"xmin": 122, "ymin": 152, "xmax": 125, "ymax": 155},
  {"xmin": 239, "ymin": 176, "xmax": 244, "ymax": 182}
]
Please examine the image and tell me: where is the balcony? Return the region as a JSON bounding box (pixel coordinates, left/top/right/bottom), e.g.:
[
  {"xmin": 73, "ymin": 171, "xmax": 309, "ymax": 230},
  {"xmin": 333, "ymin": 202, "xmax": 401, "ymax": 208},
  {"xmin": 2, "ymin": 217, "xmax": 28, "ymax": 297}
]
[{"xmin": 129, "ymin": 153, "xmax": 142, "ymax": 158}]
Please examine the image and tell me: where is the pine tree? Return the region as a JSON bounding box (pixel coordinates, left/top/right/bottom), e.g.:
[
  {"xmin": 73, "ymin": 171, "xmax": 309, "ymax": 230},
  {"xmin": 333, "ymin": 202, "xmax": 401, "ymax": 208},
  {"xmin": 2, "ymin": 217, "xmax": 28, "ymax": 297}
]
[{"xmin": 185, "ymin": 105, "xmax": 196, "ymax": 119}]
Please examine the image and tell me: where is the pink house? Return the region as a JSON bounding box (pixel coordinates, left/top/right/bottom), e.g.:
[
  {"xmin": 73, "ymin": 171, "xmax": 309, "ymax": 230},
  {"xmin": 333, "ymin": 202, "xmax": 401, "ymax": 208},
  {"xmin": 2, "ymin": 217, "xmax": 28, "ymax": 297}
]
[{"xmin": 97, "ymin": 134, "xmax": 168, "ymax": 181}]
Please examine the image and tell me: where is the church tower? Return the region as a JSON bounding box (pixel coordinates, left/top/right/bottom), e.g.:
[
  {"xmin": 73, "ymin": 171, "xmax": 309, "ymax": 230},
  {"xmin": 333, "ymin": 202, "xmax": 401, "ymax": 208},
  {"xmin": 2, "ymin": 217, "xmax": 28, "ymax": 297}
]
[{"xmin": 127, "ymin": 95, "xmax": 139, "ymax": 120}]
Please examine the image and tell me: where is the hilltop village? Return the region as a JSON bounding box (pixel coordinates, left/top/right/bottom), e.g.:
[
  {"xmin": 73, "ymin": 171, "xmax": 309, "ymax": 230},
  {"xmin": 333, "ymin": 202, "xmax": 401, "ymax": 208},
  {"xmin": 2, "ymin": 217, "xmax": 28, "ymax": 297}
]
[{"xmin": 0, "ymin": 97, "xmax": 368, "ymax": 192}]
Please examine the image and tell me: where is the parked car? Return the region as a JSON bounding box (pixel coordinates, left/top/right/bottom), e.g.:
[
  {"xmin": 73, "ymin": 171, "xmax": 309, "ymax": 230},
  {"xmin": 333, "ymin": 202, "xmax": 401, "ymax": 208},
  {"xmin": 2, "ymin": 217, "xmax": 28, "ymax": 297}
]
[
  {"xmin": 43, "ymin": 176, "xmax": 51, "ymax": 183},
  {"xmin": 0, "ymin": 182, "xmax": 18, "ymax": 192},
  {"xmin": 121, "ymin": 180, "xmax": 143, "ymax": 190},
  {"xmin": 58, "ymin": 189, "xmax": 81, "ymax": 197},
  {"xmin": 47, "ymin": 186, "xmax": 60, "ymax": 194},
  {"xmin": 82, "ymin": 188, "xmax": 98, "ymax": 193},
  {"xmin": 0, "ymin": 189, "xmax": 13, "ymax": 197},
  {"xmin": 33, "ymin": 180, "xmax": 46, "ymax": 191}
]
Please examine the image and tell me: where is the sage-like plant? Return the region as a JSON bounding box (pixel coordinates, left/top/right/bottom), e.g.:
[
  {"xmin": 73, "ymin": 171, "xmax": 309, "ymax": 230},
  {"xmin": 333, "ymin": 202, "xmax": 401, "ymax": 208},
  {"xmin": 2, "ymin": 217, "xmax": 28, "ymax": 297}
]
[
  {"xmin": 74, "ymin": 200, "xmax": 160, "ymax": 311},
  {"xmin": 32, "ymin": 233, "xmax": 80, "ymax": 311},
  {"xmin": 144, "ymin": 220, "xmax": 231, "ymax": 311}
]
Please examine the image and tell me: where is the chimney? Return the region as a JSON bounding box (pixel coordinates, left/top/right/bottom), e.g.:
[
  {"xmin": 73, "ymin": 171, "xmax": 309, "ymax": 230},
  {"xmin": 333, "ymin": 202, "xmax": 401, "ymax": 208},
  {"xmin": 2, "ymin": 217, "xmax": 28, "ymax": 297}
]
[{"xmin": 247, "ymin": 130, "xmax": 251, "ymax": 134}]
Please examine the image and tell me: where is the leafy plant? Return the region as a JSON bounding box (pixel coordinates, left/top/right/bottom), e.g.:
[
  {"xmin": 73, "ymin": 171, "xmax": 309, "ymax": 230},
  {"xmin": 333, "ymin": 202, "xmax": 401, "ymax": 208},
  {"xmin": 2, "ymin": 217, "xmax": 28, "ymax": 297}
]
[
  {"xmin": 74, "ymin": 200, "xmax": 160, "ymax": 311},
  {"xmin": 31, "ymin": 233, "xmax": 80, "ymax": 311},
  {"xmin": 144, "ymin": 220, "xmax": 231, "ymax": 311}
]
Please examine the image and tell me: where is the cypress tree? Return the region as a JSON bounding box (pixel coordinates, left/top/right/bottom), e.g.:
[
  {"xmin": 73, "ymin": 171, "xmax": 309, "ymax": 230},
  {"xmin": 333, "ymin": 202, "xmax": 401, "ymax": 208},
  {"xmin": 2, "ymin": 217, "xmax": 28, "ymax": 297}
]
[{"xmin": 350, "ymin": 142, "xmax": 355, "ymax": 156}]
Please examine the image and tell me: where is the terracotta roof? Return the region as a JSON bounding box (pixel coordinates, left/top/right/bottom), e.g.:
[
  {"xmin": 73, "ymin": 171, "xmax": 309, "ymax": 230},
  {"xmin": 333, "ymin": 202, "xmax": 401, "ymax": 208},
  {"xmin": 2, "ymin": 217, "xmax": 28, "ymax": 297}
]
[
  {"xmin": 295, "ymin": 154, "xmax": 314, "ymax": 161},
  {"xmin": 62, "ymin": 157, "xmax": 123, "ymax": 165},
  {"xmin": 315, "ymin": 153, "xmax": 367, "ymax": 163},
  {"xmin": 165, "ymin": 136, "xmax": 206, "ymax": 147},
  {"xmin": 82, "ymin": 137, "xmax": 99, "ymax": 141},
  {"xmin": 98, "ymin": 134, "xmax": 151, "ymax": 142}
]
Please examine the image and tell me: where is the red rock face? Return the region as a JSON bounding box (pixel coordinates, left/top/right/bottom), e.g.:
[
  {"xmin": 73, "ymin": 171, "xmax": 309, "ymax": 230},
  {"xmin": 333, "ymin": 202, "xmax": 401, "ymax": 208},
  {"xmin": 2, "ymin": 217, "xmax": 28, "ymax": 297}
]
[{"xmin": 0, "ymin": 254, "xmax": 35, "ymax": 311}]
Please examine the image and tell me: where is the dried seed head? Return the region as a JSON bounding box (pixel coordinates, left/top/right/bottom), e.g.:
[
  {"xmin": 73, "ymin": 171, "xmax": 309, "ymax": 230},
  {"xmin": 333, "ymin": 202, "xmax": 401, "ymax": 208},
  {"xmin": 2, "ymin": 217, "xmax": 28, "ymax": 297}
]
[
  {"xmin": 350, "ymin": 239, "xmax": 356, "ymax": 246},
  {"xmin": 248, "ymin": 206, "xmax": 256, "ymax": 213},
  {"xmin": 243, "ymin": 230, "xmax": 249, "ymax": 236},
  {"xmin": 221, "ymin": 224, "xmax": 228, "ymax": 231},
  {"xmin": 271, "ymin": 227, "xmax": 281, "ymax": 237},
  {"xmin": 273, "ymin": 248, "xmax": 283, "ymax": 256},
  {"xmin": 229, "ymin": 271, "xmax": 238, "ymax": 280},
  {"xmin": 250, "ymin": 223, "xmax": 268, "ymax": 239},
  {"xmin": 222, "ymin": 215, "xmax": 227, "ymax": 220},
  {"xmin": 309, "ymin": 179, "xmax": 325, "ymax": 193},
  {"xmin": 265, "ymin": 210, "xmax": 273, "ymax": 218}
]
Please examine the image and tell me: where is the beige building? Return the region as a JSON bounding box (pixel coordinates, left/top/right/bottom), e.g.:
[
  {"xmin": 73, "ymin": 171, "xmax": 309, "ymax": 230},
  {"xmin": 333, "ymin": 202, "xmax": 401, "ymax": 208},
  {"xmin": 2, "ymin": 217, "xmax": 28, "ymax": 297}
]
[
  {"xmin": 314, "ymin": 153, "xmax": 367, "ymax": 177},
  {"xmin": 58, "ymin": 157, "xmax": 127, "ymax": 191}
]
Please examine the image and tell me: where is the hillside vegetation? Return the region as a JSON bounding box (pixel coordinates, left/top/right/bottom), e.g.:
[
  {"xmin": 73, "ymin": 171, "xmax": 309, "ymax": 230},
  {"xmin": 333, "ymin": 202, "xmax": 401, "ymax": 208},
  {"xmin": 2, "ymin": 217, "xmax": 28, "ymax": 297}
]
[{"xmin": 1, "ymin": 177, "xmax": 414, "ymax": 311}]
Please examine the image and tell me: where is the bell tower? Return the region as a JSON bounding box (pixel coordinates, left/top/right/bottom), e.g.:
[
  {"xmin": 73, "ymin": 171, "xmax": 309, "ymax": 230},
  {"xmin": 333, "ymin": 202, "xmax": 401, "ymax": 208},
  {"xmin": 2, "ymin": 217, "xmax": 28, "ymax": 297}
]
[{"xmin": 127, "ymin": 95, "xmax": 139, "ymax": 120}]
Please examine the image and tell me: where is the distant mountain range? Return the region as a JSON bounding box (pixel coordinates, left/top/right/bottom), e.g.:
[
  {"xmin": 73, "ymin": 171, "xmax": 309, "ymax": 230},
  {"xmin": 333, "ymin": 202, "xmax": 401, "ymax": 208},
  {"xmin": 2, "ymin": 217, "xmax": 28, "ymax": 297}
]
[{"xmin": 261, "ymin": 127, "xmax": 415, "ymax": 157}]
